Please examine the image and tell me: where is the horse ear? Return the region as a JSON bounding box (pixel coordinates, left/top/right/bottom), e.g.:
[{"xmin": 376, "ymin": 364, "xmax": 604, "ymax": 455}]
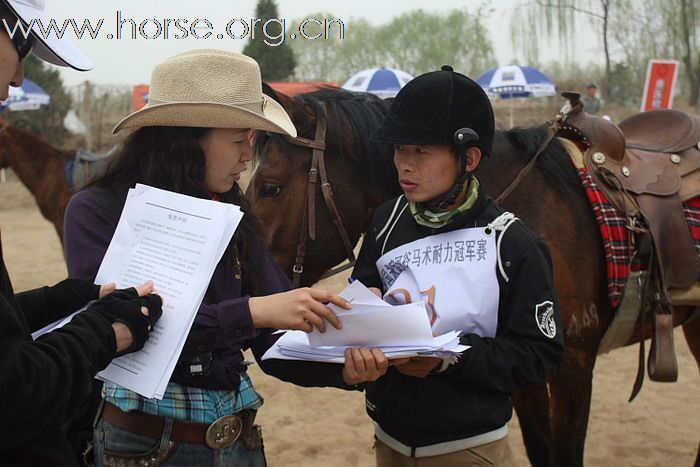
[
  {"xmin": 262, "ymin": 82, "xmax": 294, "ymax": 112},
  {"xmin": 261, "ymin": 82, "xmax": 311, "ymax": 135}
]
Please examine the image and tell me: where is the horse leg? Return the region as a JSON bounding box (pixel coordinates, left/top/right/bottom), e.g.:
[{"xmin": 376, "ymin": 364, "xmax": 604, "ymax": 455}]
[
  {"xmin": 547, "ymin": 349, "xmax": 595, "ymax": 467},
  {"xmin": 512, "ymin": 384, "xmax": 552, "ymax": 467},
  {"xmin": 682, "ymin": 309, "xmax": 700, "ymax": 374}
]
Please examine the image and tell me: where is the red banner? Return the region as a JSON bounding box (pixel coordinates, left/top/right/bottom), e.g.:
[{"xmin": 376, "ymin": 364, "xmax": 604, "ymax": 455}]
[{"xmin": 640, "ymin": 60, "xmax": 680, "ymax": 112}]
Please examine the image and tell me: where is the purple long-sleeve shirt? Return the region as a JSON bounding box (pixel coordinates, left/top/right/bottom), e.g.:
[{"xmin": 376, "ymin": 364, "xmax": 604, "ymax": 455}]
[{"xmin": 64, "ymin": 187, "xmax": 350, "ymax": 391}]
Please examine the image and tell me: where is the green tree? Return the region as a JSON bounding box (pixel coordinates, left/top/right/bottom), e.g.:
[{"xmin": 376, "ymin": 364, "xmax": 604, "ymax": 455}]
[
  {"xmin": 610, "ymin": 0, "xmax": 700, "ymax": 107},
  {"xmin": 288, "ymin": 12, "xmax": 348, "ymax": 81},
  {"xmin": 666, "ymin": 0, "xmax": 699, "ymax": 106},
  {"xmin": 510, "ymin": 0, "xmax": 630, "ymax": 99},
  {"xmin": 243, "ymin": 0, "xmax": 296, "ymax": 81},
  {"xmin": 5, "ymin": 55, "xmax": 71, "ymax": 145},
  {"xmin": 290, "ymin": 8, "xmax": 497, "ymax": 83},
  {"xmin": 376, "ymin": 8, "xmax": 496, "ymax": 77}
]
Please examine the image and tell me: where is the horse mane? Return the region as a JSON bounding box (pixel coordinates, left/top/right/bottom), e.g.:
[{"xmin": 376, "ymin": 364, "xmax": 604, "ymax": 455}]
[
  {"xmin": 496, "ymin": 126, "xmax": 585, "ymax": 200},
  {"xmin": 254, "ymin": 89, "xmax": 400, "ymax": 202}
]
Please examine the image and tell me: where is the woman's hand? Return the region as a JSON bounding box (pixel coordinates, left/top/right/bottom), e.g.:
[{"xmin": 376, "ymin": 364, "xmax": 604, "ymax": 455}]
[
  {"xmin": 249, "ymin": 287, "xmax": 350, "ymax": 332},
  {"xmin": 99, "ymin": 282, "xmax": 117, "ymax": 299},
  {"xmin": 342, "ymin": 348, "xmax": 410, "ymax": 385}
]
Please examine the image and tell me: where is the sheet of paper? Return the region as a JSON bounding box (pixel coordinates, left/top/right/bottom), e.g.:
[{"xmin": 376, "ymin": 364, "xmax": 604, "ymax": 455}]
[
  {"xmin": 263, "ymin": 280, "xmax": 469, "ymax": 364},
  {"xmin": 264, "ymin": 329, "xmax": 469, "ymax": 364},
  {"xmin": 331, "ymin": 279, "xmax": 389, "ymax": 308},
  {"xmin": 93, "ymin": 184, "xmax": 243, "ymax": 399},
  {"xmin": 31, "ymin": 306, "xmax": 86, "ymax": 340},
  {"xmin": 308, "ymin": 302, "xmax": 434, "ymax": 347}
]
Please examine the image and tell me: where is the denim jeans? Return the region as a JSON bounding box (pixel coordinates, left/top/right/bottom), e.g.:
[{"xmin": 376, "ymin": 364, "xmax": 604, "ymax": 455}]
[{"xmin": 93, "ymin": 418, "xmax": 266, "ymax": 467}]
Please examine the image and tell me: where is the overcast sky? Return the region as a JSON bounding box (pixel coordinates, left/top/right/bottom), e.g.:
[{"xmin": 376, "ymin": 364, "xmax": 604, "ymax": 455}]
[{"xmin": 42, "ymin": 0, "xmax": 600, "ymax": 87}]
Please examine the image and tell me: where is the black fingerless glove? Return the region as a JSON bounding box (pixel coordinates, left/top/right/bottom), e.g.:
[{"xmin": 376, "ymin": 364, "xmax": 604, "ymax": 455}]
[
  {"xmin": 85, "ymin": 288, "xmax": 163, "ymax": 357},
  {"xmin": 46, "ymin": 278, "xmax": 101, "ymax": 319}
]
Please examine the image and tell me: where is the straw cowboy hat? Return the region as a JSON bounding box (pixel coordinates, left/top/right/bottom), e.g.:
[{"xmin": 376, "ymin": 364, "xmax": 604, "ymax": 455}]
[
  {"xmin": 1, "ymin": 0, "xmax": 93, "ymax": 70},
  {"xmin": 113, "ymin": 49, "xmax": 297, "ymax": 137}
]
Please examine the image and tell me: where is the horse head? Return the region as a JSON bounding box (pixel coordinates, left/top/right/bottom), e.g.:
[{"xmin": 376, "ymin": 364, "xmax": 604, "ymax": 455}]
[{"xmin": 247, "ymin": 86, "xmax": 399, "ymax": 285}]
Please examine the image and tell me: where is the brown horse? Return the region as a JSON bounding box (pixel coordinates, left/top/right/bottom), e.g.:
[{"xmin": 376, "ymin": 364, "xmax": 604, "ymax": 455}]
[
  {"xmin": 249, "ymin": 87, "xmax": 400, "ymax": 284},
  {"xmin": 247, "ymin": 88, "xmax": 700, "ymax": 467},
  {"xmin": 0, "ymin": 120, "xmax": 73, "ymax": 240}
]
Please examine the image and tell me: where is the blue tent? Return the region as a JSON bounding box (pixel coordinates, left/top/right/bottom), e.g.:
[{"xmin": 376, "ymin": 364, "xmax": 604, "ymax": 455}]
[
  {"xmin": 476, "ymin": 65, "xmax": 556, "ymax": 99},
  {"xmin": 1, "ymin": 78, "xmax": 51, "ymax": 111},
  {"xmin": 342, "ymin": 68, "xmax": 414, "ymax": 99}
]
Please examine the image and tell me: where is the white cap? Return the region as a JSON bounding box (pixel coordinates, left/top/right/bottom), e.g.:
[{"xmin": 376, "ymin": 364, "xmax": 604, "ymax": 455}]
[{"xmin": 2, "ymin": 0, "xmax": 93, "ymax": 70}]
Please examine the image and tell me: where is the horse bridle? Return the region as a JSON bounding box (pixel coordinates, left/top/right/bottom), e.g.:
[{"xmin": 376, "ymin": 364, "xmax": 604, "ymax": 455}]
[
  {"xmin": 281, "ymin": 103, "xmax": 357, "ymax": 287},
  {"xmin": 495, "ymin": 108, "xmax": 566, "ymax": 204}
]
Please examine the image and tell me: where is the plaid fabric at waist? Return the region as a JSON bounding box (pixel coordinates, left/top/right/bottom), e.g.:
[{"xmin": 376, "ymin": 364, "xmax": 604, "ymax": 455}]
[
  {"xmin": 577, "ymin": 167, "xmax": 700, "ymax": 309},
  {"xmin": 104, "ymin": 373, "xmax": 263, "ymax": 424}
]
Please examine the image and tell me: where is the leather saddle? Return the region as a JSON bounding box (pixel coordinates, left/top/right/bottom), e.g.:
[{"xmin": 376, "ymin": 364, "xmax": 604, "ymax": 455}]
[
  {"xmin": 66, "ymin": 147, "xmax": 113, "ymax": 191},
  {"xmin": 558, "ymin": 93, "xmax": 700, "ymax": 290},
  {"xmin": 556, "ymin": 93, "xmax": 700, "ymax": 386}
]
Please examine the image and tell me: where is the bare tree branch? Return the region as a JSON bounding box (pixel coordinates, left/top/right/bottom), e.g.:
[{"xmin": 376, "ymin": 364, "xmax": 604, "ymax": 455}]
[{"xmin": 535, "ymin": 0, "xmax": 605, "ymax": 20}]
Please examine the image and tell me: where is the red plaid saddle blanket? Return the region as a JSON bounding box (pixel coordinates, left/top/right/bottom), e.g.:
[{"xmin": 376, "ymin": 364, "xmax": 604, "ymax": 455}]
[{"xmin": 577, "ymin": 167, "xmax": 700, "ymax": 309}]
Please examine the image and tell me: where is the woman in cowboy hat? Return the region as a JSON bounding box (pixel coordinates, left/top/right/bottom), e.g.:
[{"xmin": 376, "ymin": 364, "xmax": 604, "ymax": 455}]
[
  {"xmin": 63, "ymin": 49, "xmax": 390, "ymax": 466},
  {"xmin": 351, "ymin": 66, "xmax": 565, "ymax": 466},
  {"xmin": 0, "ymin": 1, "xmax": 165, "ymax": 465}
]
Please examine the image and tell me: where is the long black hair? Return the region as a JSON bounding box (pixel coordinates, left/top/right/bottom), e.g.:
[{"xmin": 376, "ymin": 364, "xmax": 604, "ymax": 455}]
[{"xmin": 88, "ymin": 126, "xmax": 261, "ymax": 271}]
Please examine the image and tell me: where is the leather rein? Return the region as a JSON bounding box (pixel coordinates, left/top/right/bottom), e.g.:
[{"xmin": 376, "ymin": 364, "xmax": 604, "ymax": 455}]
[
  {"xmin": 495, "ymin": 109, "xmax": 566, "ymax": 204},
  {"xmin": 282, "ymin": 103, "xmax": 357, "ymax": 287}
]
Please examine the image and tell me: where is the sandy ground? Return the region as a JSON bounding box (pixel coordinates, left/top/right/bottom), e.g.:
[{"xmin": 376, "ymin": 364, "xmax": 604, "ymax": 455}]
[{"xmin": 0, "ymin": 178, "xmax": 698, "ymax": 467}]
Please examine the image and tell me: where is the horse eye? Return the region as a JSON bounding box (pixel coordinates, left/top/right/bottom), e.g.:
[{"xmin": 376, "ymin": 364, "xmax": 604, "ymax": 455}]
[{"xmin": 261, "ymin": 183, "xmax": 282, "ymax": 198}]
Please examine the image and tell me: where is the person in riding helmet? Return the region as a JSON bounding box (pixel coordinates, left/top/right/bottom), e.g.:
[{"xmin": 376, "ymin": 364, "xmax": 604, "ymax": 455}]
[{"xmin": 351, "ymin": 66, "xmax": 565, "ymax": 466}]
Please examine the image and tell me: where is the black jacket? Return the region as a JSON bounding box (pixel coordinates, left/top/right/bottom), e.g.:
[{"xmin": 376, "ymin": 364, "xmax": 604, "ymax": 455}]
[
  {"xmin": 0, "ymin": 245, "xmax": 113, "ymax": 466},
  {"xmin": 352, "ymin": 186, "xmax": 565, "ymax": 448}
]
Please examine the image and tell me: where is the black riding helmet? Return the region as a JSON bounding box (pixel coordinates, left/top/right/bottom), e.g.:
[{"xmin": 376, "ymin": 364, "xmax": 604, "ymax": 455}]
[
  {"xmin": 372, "ymin": 65, "xmax": 495, "ymax": 208},
  {"xmin": 372, "ymin": 65, "xmax": 494, "ymax": 155}
]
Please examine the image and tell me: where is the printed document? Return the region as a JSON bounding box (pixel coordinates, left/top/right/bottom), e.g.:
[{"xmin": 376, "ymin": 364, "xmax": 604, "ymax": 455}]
[
  {"xmin": 93, "ymin": 184, "xmax": 243, "ymax": 399},
  {"xmin": 263, "ymin": 280, "xmax": 468, "ymax": 364}
]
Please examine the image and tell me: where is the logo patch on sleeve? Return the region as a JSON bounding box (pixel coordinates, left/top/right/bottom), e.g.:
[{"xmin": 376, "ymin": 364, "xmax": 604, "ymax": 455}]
[{"xmin": 534, "ymin": 301, "xmax": 556, "ymax": 338}]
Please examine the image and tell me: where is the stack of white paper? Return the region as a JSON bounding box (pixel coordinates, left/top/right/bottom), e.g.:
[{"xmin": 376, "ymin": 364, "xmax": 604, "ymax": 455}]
[
  {"xmin": 93, "ymin": 184, "xmax": 243, "ymax": 399},
  {"xmin": 262, "ymin": 281, "xmax": 469, "ymax": 363}
]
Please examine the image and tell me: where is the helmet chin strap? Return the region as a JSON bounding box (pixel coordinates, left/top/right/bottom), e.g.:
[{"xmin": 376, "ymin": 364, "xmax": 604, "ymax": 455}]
[
  {"xmin": 425, "ymin": 146, "xmax": 471, "ymax": 211},
  {"xmin": 421, "ymin": 127, "xmax": 480, "ymax": 211}
]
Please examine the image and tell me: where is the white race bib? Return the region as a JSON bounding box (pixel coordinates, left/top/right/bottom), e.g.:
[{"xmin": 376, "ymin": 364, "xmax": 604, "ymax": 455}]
[{"xmin": 376, "ymin": 227, "xmax": 499, "ymax": 337}]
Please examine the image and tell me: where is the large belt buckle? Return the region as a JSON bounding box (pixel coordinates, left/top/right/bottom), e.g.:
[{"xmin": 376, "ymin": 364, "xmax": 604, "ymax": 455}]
[{"xmin": 205, "ymin": 415, "xmax": 243, "ymax": 449}]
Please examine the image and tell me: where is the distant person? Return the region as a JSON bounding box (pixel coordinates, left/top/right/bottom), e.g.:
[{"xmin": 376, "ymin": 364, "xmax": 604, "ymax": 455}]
[
  {"xmin": 0, "ymin": 0, "xmax": 164, "ymax": 465},
  {"xmin": 582, "ymin": 83, "xmax": 601, "ymax": 114}
]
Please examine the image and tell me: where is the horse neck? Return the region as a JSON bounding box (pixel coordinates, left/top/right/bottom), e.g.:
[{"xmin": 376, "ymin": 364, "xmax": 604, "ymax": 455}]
[
  {"xmin": 479, "ymin": 132, "xmax": 604, "ymax": 301},
  {"xmin": 0, "ymin": 128, "xmax": 70, "ymax": 194}
]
